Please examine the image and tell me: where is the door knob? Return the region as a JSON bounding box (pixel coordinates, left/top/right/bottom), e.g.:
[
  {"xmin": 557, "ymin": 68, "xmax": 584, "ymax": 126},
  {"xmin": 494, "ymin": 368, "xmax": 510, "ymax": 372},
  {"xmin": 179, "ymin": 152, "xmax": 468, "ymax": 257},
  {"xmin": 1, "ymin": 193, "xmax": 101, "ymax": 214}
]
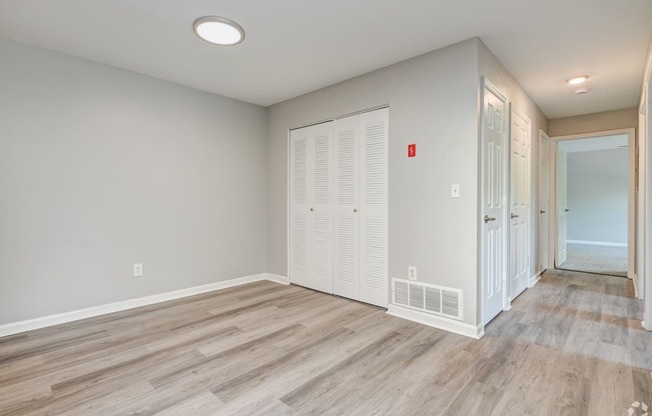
[
  {"xmin": 310, "ymin": 208, "xmax": 313, "ymax": 212},
  {"xmin": 564, "ymin": 208, "xmax": 570, "ymax": 212},
  {"xmin": 353, "ymin": 208, "xmax": 358, "ymax": 213},
  {"xmin": 540, "ymin": 210, "xmax": 546, "ymax": 214},
  {"xmin": 511, "ymin": 213, "xmax": 519, "ymax": 219},
  {"xmin": 484, "ymin": 215, "xmax": 496, "ymax": 223}
]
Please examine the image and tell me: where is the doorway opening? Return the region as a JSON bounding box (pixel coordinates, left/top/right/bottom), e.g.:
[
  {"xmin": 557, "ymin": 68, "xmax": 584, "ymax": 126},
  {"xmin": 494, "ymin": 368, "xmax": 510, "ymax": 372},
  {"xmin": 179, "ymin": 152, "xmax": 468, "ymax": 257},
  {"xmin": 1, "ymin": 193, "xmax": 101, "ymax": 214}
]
[{"xmin": 551, "ymin": 129, "xmax": 636, "ymax": 279}]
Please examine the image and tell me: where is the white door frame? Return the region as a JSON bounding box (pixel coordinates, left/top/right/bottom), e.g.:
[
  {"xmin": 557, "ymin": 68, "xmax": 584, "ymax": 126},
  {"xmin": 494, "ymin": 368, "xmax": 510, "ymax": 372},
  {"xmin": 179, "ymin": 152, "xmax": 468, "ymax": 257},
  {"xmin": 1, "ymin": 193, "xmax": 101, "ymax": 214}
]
[
  {"xmin": 479, "ymin": 78, "xmax": 510, "ymax": 325},
  {"xmin": 550, "ymin": 128, "xmax": 637, "ymax": 283}
]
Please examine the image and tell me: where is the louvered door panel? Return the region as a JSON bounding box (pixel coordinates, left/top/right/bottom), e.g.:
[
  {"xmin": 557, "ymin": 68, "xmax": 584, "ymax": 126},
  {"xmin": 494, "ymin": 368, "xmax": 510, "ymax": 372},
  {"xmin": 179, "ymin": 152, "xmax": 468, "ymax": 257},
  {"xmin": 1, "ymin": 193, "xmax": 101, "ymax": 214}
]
[
  {"xmin": 359, "ymin": 108, "xmax": 388, "ymax": 307},
  {"xmin": 289, "ymin": 122, "xmax": 333, "ymax": 292},
  {"xmin": 308, "ymin": 122, "xmax": 333, "ymax": 293},
  {"xmin": 289, "ymin": 129, "xmax": 311, "ymax": 287},
  {"xmin": 333, "ymin": 115, "xmax": 360, "ymax": 299}
]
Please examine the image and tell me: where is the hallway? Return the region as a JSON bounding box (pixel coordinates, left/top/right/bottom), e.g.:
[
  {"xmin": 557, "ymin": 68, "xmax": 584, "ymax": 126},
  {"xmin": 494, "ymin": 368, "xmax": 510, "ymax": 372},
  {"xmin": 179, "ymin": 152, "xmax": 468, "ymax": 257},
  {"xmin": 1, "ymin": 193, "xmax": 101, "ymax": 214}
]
[{"xmin": 489, "ymin": 268, "xmax": 650, "ymax": 414}]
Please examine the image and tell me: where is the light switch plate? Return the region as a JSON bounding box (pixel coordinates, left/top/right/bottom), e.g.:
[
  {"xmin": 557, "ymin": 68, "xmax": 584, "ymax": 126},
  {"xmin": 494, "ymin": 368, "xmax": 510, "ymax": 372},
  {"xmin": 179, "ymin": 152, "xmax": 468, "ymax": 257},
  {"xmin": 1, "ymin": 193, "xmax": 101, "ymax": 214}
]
[{"xmin": 451, "ymin": 184, "xmax": 460, "ymax": 198}]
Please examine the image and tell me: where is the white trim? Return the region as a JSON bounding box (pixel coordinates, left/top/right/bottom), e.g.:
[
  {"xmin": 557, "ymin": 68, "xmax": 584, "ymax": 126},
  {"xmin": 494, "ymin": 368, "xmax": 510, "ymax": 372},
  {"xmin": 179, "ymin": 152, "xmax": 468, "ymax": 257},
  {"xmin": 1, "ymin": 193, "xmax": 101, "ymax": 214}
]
[
  {"xmin": 0, "ymin": 273, "xmax": 287, "ymax": 338},
  {"xmin": 264, "ymin": 273, "xmax": 290, "ymax": 285},
  {"xmin": 633, "ymin": 273, "xmax": 640, "ymax": 299},
  {"xmin": 567, "ymin": 239, "xmax": 628, "ymax": 248},
  {"xmin": 529, "ymin": 273, "xmax": 542, "ymax": 288},
  {"xmin": 386, "ymin": 304, "xmax": 484, "ymax": 339}
]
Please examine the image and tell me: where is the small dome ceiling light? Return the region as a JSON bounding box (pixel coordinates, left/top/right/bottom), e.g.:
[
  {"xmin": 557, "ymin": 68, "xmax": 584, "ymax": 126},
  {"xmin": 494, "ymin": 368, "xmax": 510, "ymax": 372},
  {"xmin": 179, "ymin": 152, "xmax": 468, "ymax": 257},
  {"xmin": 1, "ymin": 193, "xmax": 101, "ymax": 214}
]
[
  {"xmin": 193, "ymin": 16, "xmax": 245, "ymax": 46},
  {"xmin": 566, "ymin": 75, "xmax": 589, "ymax": 85}
]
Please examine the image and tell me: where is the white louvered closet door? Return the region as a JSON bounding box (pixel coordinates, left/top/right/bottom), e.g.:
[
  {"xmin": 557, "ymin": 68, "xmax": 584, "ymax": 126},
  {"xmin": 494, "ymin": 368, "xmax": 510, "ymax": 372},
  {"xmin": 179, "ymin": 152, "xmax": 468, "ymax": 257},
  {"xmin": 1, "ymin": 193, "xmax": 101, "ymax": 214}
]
[
  {"xmin": 333, "ymin": 115, "xmax": 360, "ymax": 300},
  {"xmin": 358, "ymin": 108, "xmax": 388, "ymax": 307},
  {"xmin": 333, "ymin": 108, "xmax": 388, "ymax": 307},
  {"xmin": 289, "ymin": 122, "xmax": 334, "ymax": 294},
  {"xmin": 289, "ymin": 127, "xmax": 310, "ymax": 288},
  {"xmin": 308, "ymin": 122, "xmax": 334, "ymax": 294}
]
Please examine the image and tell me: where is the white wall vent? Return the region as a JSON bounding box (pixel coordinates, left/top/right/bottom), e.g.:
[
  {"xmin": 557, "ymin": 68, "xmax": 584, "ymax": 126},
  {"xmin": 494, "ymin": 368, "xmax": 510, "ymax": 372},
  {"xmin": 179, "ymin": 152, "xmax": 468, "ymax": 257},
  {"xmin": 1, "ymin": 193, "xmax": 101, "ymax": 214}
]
[{"xmin": 392, "ymin": 278, "xmax": 463, "ymax": 321}]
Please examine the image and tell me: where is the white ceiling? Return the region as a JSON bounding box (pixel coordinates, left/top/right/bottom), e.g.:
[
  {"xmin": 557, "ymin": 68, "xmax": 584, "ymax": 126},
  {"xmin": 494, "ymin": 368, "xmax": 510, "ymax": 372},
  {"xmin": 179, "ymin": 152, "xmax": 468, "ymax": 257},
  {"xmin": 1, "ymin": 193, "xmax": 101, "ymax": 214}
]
[
  {"xmin": 0, "ymin": 0, "xmax": 650, "ymax": 118},
  {"xmin": 560, "ymin": 134, "xmax": 628, "ymax": 153}
]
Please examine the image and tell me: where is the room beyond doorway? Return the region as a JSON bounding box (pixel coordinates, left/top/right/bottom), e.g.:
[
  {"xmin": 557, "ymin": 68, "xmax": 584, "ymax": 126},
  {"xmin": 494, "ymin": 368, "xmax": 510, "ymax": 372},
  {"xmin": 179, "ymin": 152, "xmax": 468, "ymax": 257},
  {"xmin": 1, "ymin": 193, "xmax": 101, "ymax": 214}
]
[{"xmin": 552, "ymin": 131, "xmax": 634, "ymax": 279}]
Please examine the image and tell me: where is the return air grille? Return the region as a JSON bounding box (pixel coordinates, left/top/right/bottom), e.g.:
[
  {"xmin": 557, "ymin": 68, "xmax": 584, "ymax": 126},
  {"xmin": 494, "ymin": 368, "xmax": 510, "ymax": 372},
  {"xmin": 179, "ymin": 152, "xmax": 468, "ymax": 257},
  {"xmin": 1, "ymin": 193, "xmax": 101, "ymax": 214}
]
[{"xmin": 392, "ymin": 278, "xmax": 463, "ymax": 321}]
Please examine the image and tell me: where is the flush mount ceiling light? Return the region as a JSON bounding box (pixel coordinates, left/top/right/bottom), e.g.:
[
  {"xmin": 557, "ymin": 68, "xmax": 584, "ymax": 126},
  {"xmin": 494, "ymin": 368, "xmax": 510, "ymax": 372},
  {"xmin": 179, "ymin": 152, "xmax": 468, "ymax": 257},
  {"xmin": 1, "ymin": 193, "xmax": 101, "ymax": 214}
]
[
  {"xmin": 193, "ymin": 16, "xmax": 245, "ymax": 46},
  {"xmin": 566, "ymin": 75, "xmax": 589, "ymax": 85}
]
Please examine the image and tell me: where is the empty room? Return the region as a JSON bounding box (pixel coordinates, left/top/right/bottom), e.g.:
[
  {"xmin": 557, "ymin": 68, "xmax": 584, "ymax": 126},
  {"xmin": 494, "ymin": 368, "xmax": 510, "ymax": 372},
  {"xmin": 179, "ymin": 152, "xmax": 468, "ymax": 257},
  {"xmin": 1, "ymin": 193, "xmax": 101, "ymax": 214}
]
[{"xmin": 1, "ymin": 1, "xmax": 652, "ymax": 415}]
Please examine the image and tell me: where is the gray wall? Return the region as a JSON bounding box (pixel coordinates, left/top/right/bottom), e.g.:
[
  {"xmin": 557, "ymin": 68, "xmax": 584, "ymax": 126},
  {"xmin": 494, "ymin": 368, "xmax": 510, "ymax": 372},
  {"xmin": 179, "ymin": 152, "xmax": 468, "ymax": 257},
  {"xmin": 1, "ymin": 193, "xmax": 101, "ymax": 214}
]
[
  {"xmin": 549, "ymin": 108, "xmax": 638, "ymax": 137},
  {"xmin": 567, "ymin": 149, "xmax": 628, "ymax": 244},
  {"xmin": 0, "ymin": 39, "xmax": 268, "ymax": 324},
  {"xmin": 267, "ymin": 39, "xmax": 481, "ymax": 325}
]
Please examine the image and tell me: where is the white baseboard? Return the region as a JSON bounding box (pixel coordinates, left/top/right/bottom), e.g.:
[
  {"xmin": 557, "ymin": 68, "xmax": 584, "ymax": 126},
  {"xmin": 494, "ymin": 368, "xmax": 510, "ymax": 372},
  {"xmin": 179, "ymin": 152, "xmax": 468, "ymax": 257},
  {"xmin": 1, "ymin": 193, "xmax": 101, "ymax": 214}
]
[
  {"xmin": 264, "ymin": 273, "xmax": 290, "ymax": 285},
  {"xmin": 632, "ymin": 273, "xmax": 640, "ymax": 299},
  {"xmin": 0, "ymin": 273, "xmax": 289, "ymax": 338},
  {"xmin": 530, "ymin": 273, "xmax": 542, "ymax": 288},
  {"xmin": 567, "ymin": 239, "xmax": 627, "ymax": 248},
  {"xmin": 386, "ymin": 304, "xmax": 484, "ymax": 339}
]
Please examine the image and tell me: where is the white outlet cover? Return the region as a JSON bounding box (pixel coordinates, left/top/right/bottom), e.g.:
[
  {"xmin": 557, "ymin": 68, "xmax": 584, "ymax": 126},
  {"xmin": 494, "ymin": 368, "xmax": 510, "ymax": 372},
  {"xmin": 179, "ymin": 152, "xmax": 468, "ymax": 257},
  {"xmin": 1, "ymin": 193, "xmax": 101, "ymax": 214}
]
[{"xmin": 408, "ymin": 266, "xmax": 417, "ymax": 281}]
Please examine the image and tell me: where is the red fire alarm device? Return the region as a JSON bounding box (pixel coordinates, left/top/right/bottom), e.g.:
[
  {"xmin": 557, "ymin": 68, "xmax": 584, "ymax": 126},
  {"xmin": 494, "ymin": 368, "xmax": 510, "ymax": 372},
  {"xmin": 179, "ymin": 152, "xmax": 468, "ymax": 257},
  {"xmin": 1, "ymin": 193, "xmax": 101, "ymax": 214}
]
[{"xmin": 408, "ymin": 144, "xmax": 416, "ymax": 158}]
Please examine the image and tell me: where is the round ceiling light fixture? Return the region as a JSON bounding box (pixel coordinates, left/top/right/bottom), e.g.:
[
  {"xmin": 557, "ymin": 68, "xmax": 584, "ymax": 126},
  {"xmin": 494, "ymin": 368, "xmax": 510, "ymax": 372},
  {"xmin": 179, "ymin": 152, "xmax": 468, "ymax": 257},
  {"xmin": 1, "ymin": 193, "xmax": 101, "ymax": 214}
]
[
  {"xmin": 566, "ymin": 75, "xmax": 589, "ymax": 85},
  {"xmin": 193, "ymin": 16, "xmax": 245, "ymax": 46}
]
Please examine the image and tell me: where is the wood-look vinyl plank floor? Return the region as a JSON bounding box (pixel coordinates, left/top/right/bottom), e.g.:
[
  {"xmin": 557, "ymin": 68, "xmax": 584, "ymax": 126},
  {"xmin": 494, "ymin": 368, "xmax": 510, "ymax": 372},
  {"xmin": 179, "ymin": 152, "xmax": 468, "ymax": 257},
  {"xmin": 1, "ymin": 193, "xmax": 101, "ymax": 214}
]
[{"xmin": 0, "ymin": 270, "xmax": 650, "ymax": 415}]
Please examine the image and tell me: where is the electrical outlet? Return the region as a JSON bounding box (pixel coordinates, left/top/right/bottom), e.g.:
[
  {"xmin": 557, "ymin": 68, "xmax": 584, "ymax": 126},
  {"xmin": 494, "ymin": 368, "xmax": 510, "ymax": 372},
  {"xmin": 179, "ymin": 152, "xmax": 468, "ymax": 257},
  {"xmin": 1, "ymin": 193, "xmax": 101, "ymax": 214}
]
[
  {"xmin": 408, "ymin": 266, "xmax": 417, "ymax": 281},
  {"xmin": 133, "ymin": 263, "xmax": 143, "ymax": 277}
]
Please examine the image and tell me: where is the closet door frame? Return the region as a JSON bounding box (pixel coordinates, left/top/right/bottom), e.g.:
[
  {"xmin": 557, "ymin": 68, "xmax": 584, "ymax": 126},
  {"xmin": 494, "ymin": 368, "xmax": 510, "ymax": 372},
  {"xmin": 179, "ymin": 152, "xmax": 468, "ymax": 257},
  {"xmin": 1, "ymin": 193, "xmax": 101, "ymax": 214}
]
[{"xmin": 287, "ymin": 106, "xmax": 389, "ymax": 307}]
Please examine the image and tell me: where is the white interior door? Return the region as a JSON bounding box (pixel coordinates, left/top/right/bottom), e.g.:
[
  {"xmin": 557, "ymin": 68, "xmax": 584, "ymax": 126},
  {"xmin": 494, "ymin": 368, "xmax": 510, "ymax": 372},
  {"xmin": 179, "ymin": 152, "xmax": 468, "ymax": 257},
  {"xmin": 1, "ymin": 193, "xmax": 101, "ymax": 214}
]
[
  {"xmin": 289, "ymin": 122, "xmax": 334, "ymax": 294},
  {"xmin": 358, "ymin": 108, "xmax": 389, "ymax": 307},
  {"xmin": 481, "ymin": 80, "xmax": 508, "ymax": 325},
  {"xmin": 539, "ymin": 131, "xmax": 550, "ymax": 273},
  {"xmin": 510, "ymin": 109, "xmax": 531, "ymax": 299},
  {"xmin": 557, "ymin": 149, "xmax": 568, "ymax": 265}
]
